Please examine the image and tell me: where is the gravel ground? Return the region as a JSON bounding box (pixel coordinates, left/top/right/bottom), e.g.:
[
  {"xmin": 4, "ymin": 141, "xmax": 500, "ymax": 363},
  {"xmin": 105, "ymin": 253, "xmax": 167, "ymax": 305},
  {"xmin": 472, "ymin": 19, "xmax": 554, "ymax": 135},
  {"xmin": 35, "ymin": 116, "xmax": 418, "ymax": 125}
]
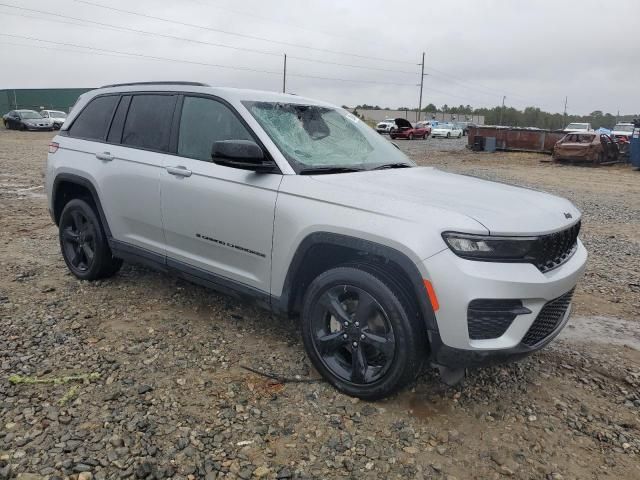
[{"xmin": 1, "ymin": 129, "xmax": 639, "ymax": 480}]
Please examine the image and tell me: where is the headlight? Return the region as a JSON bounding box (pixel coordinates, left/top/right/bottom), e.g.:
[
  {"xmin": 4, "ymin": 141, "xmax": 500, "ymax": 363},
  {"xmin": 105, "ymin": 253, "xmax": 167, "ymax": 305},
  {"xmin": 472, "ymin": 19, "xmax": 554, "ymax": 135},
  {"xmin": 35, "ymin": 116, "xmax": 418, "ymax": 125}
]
[{"xmin": 442, "ymin": 232, "xmax": 538, "ymax": 261}]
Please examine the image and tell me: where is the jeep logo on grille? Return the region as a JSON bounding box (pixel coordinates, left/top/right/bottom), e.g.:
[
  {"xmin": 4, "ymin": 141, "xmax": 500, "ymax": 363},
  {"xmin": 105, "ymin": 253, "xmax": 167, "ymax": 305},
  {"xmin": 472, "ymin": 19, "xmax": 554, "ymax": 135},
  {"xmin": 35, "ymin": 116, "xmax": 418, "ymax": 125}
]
[{"xmin": 564, "ymin": 212, "xmax": 572, "ymax": 219}]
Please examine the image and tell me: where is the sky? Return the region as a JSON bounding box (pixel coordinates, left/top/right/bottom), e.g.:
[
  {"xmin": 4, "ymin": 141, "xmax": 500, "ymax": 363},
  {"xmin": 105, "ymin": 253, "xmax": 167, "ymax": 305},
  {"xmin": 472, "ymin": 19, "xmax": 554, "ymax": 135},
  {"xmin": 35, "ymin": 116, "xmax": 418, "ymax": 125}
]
[{"xmin": 1, "ymin": 0, "xmax": 639, "ymax": 115}]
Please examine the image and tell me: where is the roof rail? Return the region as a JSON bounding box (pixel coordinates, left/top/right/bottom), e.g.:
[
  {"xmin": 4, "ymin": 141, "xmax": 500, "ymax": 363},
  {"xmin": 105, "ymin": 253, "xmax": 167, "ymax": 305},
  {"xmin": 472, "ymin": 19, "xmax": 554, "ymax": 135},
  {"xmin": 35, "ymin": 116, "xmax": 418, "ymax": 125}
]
[{"xmin": 100, "ymin": 81, "xmax": 210, "ymax": 88}]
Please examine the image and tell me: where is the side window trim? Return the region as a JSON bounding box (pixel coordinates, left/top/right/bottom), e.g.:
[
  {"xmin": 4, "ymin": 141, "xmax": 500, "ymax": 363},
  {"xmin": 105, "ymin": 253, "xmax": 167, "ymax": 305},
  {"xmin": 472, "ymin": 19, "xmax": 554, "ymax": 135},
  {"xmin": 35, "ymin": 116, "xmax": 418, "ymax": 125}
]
[{"xmin": 106, "ymin": 95, "xmax": 132, "ymax": 145}]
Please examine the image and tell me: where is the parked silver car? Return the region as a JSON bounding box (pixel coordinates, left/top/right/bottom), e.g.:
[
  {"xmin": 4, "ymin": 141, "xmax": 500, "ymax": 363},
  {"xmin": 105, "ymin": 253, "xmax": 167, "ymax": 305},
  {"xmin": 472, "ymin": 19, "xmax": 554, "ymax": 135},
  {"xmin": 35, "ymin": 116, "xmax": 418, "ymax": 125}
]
[{"xmin": 46, "ymin": 82, "xmax": 586, "ymax": 399}]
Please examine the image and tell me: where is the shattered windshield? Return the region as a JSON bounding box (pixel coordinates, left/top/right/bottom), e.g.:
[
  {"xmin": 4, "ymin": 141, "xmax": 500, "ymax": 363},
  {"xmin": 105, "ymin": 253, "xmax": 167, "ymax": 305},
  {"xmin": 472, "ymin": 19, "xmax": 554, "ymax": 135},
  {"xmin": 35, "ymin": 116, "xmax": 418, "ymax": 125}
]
[{"xmin": 243, "ymin": 101, "xmax": 413, "ymax": 172}]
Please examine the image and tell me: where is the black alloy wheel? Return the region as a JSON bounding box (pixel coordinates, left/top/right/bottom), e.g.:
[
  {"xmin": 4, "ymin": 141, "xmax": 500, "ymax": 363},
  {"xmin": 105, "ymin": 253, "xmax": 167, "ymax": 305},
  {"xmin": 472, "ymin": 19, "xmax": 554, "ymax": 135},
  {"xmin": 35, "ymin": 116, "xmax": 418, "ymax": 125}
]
[
  {"xmin": 302, "ymin": 267, "xmax": 425, "ymax": 399},
  {"xmin": 310, "ymin": 284, "xmax": 396, "ymax": 384},
  {"xmin": 61, "ymin": 209, "xmax": 96, "ymax": 274},
  {"xmin": 59, "ymin": 198, "xmax": 122, "ymax": 280}
]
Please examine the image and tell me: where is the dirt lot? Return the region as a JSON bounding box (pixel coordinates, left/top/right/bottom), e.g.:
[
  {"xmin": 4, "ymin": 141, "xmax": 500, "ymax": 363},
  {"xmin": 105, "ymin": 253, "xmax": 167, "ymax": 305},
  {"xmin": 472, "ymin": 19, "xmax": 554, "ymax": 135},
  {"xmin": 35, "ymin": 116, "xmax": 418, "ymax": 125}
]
[{"xmin": 1, "ymin": 129, "xmax": 639, "ymax": 480}]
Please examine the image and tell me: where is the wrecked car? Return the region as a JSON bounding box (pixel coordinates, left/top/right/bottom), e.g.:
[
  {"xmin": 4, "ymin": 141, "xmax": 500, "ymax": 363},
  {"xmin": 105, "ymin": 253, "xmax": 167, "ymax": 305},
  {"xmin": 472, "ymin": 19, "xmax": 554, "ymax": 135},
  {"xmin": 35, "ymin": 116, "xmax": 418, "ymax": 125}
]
[
  {"xmin": 553, "ymin": 132, "xmax": 618, "ymax": 165},
  {"xmin": 389, "ymin": 118, "xmax": 430, "ymax": 140}
]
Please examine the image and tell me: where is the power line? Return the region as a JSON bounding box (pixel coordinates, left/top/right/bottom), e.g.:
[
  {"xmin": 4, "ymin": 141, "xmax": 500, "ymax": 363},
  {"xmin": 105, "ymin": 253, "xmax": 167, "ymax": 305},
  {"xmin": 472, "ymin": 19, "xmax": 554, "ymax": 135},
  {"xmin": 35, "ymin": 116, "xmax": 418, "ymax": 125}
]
[
  {"xmin": 71, "ymin": 0, "xmax": 416, "ymax": 65},
  {"xmin": 183, "ymin": 0, "xmax": 365, "ymax": 44},
  {"xmin": 0, "ymin": 4, "xmax": 418, "ymax": 75},
  {"xmin": 0, "ymin": 33, "xmax": 419, "ymax": 87}
]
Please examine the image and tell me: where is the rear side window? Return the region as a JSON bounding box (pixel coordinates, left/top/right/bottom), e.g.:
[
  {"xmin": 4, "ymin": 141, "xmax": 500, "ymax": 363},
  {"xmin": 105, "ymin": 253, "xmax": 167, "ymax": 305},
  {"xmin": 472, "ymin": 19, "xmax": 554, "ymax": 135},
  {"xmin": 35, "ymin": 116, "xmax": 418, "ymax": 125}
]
[
  {"xmin": 178, "ymin": 96, "xmax": 252, "ymax": 161},
  {"xmin": 69, "ymin": 95, "xmax": 119, "ymax": 141},
  {"xmin": 122, "ymin": 95, "xmax": 175, "ymax": 152}
]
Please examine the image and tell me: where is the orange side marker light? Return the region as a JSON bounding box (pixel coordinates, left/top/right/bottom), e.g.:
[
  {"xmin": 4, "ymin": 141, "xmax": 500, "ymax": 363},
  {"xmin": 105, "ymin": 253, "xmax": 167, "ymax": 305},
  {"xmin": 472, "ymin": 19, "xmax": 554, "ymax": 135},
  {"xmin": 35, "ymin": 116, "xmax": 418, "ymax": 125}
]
[{"xmin": 423, "ymin": 279, "xmax": 440, "ymax": 312}]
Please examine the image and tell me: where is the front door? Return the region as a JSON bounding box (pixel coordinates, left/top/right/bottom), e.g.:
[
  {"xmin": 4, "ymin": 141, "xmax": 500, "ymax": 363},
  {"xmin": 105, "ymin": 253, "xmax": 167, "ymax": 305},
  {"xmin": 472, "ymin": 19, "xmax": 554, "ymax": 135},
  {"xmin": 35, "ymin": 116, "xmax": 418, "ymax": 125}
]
[{"xmin": 160, "ymin": 95, "xmax": 282, "ymax": 294}]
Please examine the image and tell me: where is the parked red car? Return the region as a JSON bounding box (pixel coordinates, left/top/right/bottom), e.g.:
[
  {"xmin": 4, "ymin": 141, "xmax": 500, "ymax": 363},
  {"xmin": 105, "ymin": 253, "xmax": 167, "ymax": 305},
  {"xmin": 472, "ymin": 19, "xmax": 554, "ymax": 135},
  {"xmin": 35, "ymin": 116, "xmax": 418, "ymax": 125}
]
[{"xmin": 389, "ymin": 118, "xmax": 431, "ymax": 140}]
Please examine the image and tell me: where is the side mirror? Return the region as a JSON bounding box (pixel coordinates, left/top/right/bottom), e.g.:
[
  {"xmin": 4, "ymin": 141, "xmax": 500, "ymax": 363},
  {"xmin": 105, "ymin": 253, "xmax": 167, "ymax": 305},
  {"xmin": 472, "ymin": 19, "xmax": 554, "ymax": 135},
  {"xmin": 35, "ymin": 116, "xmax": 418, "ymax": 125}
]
[{"xmin": 211, "ymin": 140, "xmax": 277, "ymax": 173}]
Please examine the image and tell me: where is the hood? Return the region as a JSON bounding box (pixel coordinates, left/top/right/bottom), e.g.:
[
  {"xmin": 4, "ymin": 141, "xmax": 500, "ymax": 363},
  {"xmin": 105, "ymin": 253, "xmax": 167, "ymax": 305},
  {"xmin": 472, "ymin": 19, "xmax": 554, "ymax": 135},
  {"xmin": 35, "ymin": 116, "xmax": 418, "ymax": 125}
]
[
  {"xmin": 309, "ymin": 167, "xmax": 580, "ymax": 235},
  {"xmin": 393, "ymin": 118, "xmax": 412, "ymax": 128}
]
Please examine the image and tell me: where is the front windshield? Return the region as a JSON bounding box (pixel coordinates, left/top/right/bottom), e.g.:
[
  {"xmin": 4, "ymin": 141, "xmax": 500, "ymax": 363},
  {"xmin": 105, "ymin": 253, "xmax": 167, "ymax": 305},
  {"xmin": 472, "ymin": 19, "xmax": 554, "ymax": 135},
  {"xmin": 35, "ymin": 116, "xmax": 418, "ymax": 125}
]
[
  {"xmin": 19, "ymin": 111, "xmax": 42, "ymax": 119},
  {"xmin": 614, "ymin": 124, "xmax": 633, "ymax": 132},
  {"xmin": 243, "ymin": 102, "xmax": 413, "ymax": 171},
  {"xmin": 49, "ymin": 111, "xmax": 67, "ymax": 118},
  {"xmin": 566, "ymin": 123, "xmax": 588, "ymax": 129}
]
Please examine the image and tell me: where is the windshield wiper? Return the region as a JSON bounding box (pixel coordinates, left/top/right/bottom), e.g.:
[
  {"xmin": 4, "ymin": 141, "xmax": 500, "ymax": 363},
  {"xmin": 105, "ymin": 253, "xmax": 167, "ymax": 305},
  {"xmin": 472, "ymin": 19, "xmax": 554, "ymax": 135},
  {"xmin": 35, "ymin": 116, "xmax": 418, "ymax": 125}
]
[
  {"xmin": 299, "ymin": 166, "xmax": 364, "ymax": 175},
  {"xmin": 371, "ymin": 162, "xmax": 412, "ymax": 170}
]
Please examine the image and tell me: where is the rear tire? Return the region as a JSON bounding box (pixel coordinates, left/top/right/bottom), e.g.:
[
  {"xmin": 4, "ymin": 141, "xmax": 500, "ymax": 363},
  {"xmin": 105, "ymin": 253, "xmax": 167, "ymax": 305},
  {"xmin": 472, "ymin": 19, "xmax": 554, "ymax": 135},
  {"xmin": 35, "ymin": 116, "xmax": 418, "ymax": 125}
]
[
  {"xmin": 59, "ymin": 198, "xmax": 122, "ymax": 280},
  {"xmin": 408, "ymin": 133, "xmax": 414, "ymax": 140},
  {"xmin": 301, "ymin": 267, "xmax": 424, "ymax": 400},
  {"xmin": 446, "ymin": 132, "xmax": 451, "ymax": 138}
]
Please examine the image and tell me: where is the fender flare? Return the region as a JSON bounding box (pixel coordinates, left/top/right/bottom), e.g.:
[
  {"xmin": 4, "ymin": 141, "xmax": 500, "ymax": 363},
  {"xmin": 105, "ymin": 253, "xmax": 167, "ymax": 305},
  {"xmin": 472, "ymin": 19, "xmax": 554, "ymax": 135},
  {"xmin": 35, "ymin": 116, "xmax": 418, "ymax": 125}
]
[
  {"xmin": 52, "ymin": 173, "xmax": 113, "ymax": 238},
  {"xmin": 277, "ymin": 231, "xmax": 438, "ymax": 332}
]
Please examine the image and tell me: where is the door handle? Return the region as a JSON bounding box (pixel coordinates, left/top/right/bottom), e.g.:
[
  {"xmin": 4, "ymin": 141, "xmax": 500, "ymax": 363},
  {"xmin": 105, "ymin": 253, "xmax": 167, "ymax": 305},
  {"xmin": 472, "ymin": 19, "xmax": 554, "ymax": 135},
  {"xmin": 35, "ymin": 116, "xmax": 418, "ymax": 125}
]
[
  {"xmin": 166, "ymin": 166, "xmax": 192, "ymax": 177},
  {"xmin": 95, "ymin": 152, "xmax": 114, "ymax": 161}
]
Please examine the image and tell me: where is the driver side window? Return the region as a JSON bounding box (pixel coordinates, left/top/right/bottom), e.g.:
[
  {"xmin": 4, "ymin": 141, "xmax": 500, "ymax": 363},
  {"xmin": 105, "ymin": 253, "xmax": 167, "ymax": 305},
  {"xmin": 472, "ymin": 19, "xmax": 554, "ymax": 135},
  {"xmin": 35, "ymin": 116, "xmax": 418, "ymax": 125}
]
[{"xmin": 178, "ymin": 96, "xmax": 252, "ymax": 162}]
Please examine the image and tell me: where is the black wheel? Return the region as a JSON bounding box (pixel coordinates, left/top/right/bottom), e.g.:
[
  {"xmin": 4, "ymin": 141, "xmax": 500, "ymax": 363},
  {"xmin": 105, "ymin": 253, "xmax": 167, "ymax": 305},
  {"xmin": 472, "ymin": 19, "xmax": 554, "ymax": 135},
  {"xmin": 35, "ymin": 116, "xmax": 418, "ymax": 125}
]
[
  {"xmin": 408, "ymin": 133, "xmax": 414, "ymax": 140},
  {"xmin": 301, "ymin": 267, "xmax": 424, "ymax": 400},
  {"xmin": 3, "ymin": 121, "xmax": 9, "ymax": 129},
  {"xmin": 390, "ymin": 134, "xmax": 396, "ymax": 140},
  {"xmin": 446, "ymin": 132, "xmax": 451, "ymax": 138},
  {"xmin": 59, "ymin": 198, "xmax": 122, "ymax": 280}
]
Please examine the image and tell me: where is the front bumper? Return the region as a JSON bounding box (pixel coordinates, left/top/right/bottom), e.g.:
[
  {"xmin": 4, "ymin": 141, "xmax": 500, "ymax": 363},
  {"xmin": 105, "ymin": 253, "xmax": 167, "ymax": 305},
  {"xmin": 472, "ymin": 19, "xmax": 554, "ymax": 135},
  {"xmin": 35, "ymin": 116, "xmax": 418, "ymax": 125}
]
[
  {"xmin": 25, "ymin": 124, "xmax": 53, "ymax": 131},
  {"xmin": 422, "ymin": 240, "xmax": 587, "ymax": 367}
]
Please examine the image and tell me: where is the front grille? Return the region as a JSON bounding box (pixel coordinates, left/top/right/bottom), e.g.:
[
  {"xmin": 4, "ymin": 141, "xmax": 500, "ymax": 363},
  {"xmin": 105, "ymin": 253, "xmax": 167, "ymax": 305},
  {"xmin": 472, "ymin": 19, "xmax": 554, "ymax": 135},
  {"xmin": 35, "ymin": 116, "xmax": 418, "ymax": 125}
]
[
  {"xmin": 532, "ymin": 221, "xmax": 581, "ymax": 273},
  {"xmin": 467, "ymin": 299, "xmax": 531, "ymax": 340},
  {"xmin": 521, "ymin": 288, "xmax": 574, "ymax": 346}
]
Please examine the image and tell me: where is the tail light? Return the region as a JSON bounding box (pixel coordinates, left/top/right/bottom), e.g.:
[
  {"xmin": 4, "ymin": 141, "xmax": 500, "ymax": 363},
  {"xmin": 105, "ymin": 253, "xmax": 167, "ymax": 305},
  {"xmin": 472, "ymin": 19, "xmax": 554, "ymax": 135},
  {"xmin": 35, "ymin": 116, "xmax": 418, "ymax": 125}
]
[{"xmin": 48, "ymin": 142, "xmax": 59, "ymax": 154}]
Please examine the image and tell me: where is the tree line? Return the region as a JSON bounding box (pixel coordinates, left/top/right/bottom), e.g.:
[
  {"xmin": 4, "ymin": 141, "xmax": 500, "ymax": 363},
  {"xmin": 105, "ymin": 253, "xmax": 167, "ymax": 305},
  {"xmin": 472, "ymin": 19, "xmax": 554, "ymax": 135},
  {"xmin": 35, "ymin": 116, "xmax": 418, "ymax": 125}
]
[{"xmin": 347, "ymin": 103, "xmax": 637, "ymax": 130}]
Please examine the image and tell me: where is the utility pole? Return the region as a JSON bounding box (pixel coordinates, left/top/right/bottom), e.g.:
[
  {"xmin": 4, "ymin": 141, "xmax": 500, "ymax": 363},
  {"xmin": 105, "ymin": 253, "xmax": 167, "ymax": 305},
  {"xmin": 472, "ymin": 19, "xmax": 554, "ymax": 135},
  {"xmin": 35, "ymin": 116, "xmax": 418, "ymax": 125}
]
[
  {"xmin": 282, "ymin": 54, "xmax": 287, "ymax": 93},
  {"xmin": 499, "ymin": 95, "xmax": 506, "ymax": 126},
  {"xmin": 563, "ymin": 96, "xmax": 568, "ymax": 127},
  {"xmin": 417, "ymin": 52, "xmax": 426, "ymax": 122}
]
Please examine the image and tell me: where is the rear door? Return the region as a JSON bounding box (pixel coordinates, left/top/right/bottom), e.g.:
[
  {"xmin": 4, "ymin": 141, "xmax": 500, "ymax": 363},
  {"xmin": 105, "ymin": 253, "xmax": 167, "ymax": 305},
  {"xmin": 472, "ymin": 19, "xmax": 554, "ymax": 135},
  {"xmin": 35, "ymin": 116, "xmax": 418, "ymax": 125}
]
[
  {"xmin": 64, "ymin": 93, "xmax": 176, "ymax": 258},
  {"xmin": 159, "ymin": 94, "xmax": 282, "ymax": 293}
]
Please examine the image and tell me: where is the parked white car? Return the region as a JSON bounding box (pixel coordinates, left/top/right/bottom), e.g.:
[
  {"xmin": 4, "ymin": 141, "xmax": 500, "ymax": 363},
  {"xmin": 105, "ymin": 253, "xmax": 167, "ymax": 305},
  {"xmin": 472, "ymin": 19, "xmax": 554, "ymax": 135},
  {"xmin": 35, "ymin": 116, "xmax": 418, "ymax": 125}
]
[
  {"xmin": 431, "ymin": 123, "xmax": 463, "ymax": 138},
  {"xmin": 611, "ymin": 122, "xmax": 634, "ymax": 140},
  {"xmin": 40, "ymin": 110, "xmax": 68, "ymax": 130},
  {"xmin": 376, "ymin": 118, "xmax": 396, "ymax": 134},
  {"xmin": 563, "ymin": 122, "xmax": 592, "ymax": 133}
]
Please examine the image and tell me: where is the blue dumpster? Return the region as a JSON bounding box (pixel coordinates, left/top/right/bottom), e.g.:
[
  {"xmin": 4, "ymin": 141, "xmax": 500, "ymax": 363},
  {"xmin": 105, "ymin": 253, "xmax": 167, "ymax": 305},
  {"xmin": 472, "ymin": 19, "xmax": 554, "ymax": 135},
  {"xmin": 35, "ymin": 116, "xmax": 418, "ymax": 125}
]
[{"xmin": 631, "ymin": 125, "xmax": 640, "ymax": 168}]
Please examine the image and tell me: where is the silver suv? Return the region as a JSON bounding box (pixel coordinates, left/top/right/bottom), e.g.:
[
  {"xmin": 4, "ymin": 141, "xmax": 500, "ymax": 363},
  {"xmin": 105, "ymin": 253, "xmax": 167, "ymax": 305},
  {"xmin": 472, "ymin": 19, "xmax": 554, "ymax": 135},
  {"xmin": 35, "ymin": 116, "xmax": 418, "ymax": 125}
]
[{"xmin": 45, "ymin": 82, "xmax": 587, "ymax": 399}]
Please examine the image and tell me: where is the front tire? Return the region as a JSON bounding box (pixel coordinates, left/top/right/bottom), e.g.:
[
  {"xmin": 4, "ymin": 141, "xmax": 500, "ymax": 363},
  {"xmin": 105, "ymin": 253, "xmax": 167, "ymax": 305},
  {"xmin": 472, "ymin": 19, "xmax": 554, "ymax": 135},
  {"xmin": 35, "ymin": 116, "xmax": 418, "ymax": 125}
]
[
  {"xmin": 59, "ymin": 198, "xmax": 122, "ymax": 280},
  {"xmin": 408, "ymin": 133, "xmax": 414, "ymax": 140},
  {"xmin": 301, "ymin": 267, "xmax": 424, "ymax": 400},
  {"xmin": 446, "ymin": 132, "xmax": 451, "ymax": 138}
]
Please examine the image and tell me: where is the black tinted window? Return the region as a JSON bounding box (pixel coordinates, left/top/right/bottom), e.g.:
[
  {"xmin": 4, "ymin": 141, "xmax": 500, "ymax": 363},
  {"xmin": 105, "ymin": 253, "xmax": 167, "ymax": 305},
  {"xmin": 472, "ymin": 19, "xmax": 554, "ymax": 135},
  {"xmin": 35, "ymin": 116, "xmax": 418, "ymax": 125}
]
[
  {"xmin": 178, "ymin": 96, "xmax": 252, "ymax": 161},
  {"xmin": 69, "ymin": 96, "xmax": 118, "ymax": 140},
  {"xmin": 107, "ymin": 96, "xmax": 131, "ymax": 144},
  {"xmin": 122, "ymin": 95, "xmax": 175, "ymax": 152}
]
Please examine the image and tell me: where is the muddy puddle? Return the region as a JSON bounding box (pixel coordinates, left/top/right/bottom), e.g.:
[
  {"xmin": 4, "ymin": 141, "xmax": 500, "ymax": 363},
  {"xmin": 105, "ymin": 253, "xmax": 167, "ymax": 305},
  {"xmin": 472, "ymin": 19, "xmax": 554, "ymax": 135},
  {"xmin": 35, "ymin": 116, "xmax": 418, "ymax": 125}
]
[{"xmin": 561, "ymin": 315, "xmax": 640, "ymax": 350}]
